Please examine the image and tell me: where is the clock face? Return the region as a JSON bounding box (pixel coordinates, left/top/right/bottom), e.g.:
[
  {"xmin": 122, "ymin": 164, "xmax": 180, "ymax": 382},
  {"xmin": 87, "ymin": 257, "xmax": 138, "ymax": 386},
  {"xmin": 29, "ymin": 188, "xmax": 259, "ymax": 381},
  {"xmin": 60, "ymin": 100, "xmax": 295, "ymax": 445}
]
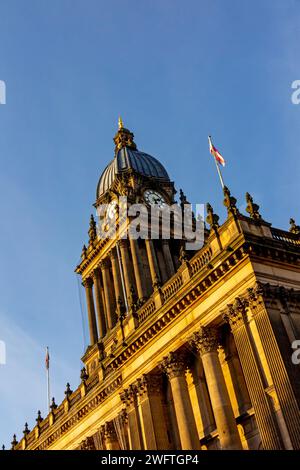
[
  {"xmin": 143, "ymin": 189, "xmax": 166, "ymax": 208},
  {"xmin": 106, "ymin": 199, "xmax": 118, "ymax": 219}
]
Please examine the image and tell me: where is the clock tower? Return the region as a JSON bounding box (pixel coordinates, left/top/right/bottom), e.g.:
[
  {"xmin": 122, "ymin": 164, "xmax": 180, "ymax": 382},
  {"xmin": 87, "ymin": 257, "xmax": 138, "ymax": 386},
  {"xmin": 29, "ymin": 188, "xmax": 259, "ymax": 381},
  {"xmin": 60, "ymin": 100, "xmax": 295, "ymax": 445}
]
[{"xmin": 76, "ymin": 119, "xmax": 184, "ymax": 373}]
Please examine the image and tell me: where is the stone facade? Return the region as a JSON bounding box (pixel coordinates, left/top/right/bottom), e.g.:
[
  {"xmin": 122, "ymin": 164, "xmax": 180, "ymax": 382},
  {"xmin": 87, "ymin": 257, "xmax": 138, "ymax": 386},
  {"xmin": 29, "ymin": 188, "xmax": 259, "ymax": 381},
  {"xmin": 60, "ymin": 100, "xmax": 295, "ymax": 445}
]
[{"xmin": 12, "ymin": 123, "xmax": 300, "ymax": 450}]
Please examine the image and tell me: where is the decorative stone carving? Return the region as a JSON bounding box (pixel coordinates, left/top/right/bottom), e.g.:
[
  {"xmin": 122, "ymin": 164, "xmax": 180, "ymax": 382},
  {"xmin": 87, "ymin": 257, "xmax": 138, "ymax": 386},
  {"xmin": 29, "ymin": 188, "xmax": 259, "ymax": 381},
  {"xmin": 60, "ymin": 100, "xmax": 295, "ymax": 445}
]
[
  {"xmin": 64, "ymin": 383, "xmax": 73, "ymax": 398},
  {"xmin": 245, "ymin": 192, "xmax": 262, "ymax": 220},
  {"xmin": 246, "ymin": 281, "xmax": 300, "ymax": 315},
  {"xmin": 191, "ymin": 326, "xmax": 219, "ymax": 355},
  {"xmin": 103, "ymin": 421, "xmax": 117, "ymax": 440},
  {"xmin": 82, "ymin": 277, "xmax": 93, "ymax": 288},
  {"xmin": 23, "ymin": 423, "xmax": 30, "ymax": 436},
  {"xmin": 88, "ymin": 214, "xmax": 97, "ymax": 243},
  {"xmin": 289, "ymin": 218, "xmax": 300, "ymax": 234},
  {"xmin": 36, "ymin": 410, "xmax": 43, "ymax": 424},
  {"xmin": 50, "ymin": 397, "xmax": 57, "ymax": 411},
  {"xmin": 223, "ymin": 297, "xmax": 247, "ymax": 330},
  {"xmin": 11, "ymin": 435, "xmax": 18, "ymax": 450},
  {"xmin": 223, "ymin": 186, "xmax": 239, "ymax": 216},
  {"xmin": 80, "ymin": 367, "xmax": 89, "ymax": 383},
  {"xmin": 81, "ymin": 244, "xmax": 87, "ymax": 260},
  {"xmin": 206, "ymin": 203, "xmax": 219, "ymax": 231},
  {"xmin": 135, "ymin": 373, "xmax": 163, "ymax": 397},
  {"xmin": 79, "ymin": 436, "xmax": 96, "ymax": 450},
  {"xmin": 99, "ymin": 257, "xmax": 111, "ymax": 270},
  {"xmin": 114, "ymin": 125, "xmax": 137, "ymax": 152},
  {"xmin": 120, "ymin": 384, "xmax": 138, "ymax": 407},
  {"xmin": 160, "ymin": 351, "xmax": 187, "ymax": 379}
]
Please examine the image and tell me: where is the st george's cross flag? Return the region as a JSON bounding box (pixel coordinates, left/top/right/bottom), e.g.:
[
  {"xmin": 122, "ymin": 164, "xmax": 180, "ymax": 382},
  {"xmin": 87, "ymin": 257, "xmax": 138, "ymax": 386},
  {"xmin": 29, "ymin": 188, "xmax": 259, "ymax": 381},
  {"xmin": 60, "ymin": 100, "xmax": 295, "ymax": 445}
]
[{"xmin": 208, "ymin": 136, "xmax": 226, "ymax": 167}]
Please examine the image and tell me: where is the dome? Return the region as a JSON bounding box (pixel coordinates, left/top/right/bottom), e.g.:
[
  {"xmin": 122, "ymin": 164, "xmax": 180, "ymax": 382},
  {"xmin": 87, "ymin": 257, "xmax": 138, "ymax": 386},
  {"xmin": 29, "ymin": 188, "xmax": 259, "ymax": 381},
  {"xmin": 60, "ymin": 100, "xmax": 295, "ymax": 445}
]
[{"xmin": 96, "ymin": 122, "xmax": 170, "ymax": 199}]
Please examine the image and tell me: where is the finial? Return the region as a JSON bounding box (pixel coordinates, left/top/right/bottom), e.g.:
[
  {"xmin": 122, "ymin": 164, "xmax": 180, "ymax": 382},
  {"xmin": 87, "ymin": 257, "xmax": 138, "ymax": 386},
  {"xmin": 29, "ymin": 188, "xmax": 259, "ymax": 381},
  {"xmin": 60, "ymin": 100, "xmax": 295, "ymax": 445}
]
[
  {"xmin": 80, "ymin": 367, "xmax": 89, "ymax": 383},
  {"xmin": 179, "ymin": 189, "xmax": 188, "ymax": 208},
  {"xmin": 65, "ymin": 382, "xmax": 73, "ymax": 398},
  {"xmin": 245, "ymin": 192, "xmax": 262, "ymax": 220},
  {"xmin": 1, "ymin": 445, "xmax": 5, "ymax": 451},
  {"xmin": 50, "ymin": 397, "xmax": 57, "ymax": 411},
  {"xmin": 81, "ymin": 244, "xmax": 87, "ymax": 259},
  {"xmin": 36, "ymin": 410, "xmax": 43, "ymax": 424},
  {"xmin": 179, "ymin": 243, "xmax": 188, "ymax": 264},
  {"xmin": 88, "ymin": 214, "xmax": 97, "ymax": 243},
  {"xmin": 113, "ymin": 121, "xmax": 137, "ymax": 152},
  {"xmin": 289, "ymin": 218, "xmax": 300, "ymax": 235},
  {"xmin": 223, "ymin": 186, "xmax": 238, "ymax": 216},
  {"xmin": 206, "ymin": 203, "xmax": 220, "ymax": 232},
  {"xmin": 118, "ymin": 116, "xmax": 124, "ymax": 130},
  {"xmin": 23, "ymin": 423, "xmax": 30, "ymax": 436},
  {"xmin": 11, "ymin": 434, "xmax": 18, "ymax": 449},
  {"xmin": 128, "ymin": 286, "xmax": 137, "ymax": 312}
]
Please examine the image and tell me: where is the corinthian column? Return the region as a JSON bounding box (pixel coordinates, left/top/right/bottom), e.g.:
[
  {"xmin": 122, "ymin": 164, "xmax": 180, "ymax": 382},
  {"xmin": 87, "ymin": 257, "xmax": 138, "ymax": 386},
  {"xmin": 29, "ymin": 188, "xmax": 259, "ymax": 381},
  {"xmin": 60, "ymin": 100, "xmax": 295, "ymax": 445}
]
[
  {"xmin": 145, "ymin": 239, "xmax": 161, "ymax": 289},
  {"xmin": 247, "ymin": 284, "xmax": 300, "ymax": 450},
  {"xmin": 129, "ymin": 238, "xmax": 146, "ymax": 301},
  {"xmin": 100, "ymin": 258, "xmax": 116, "ymax": 329},
  {"xmin": 109, "ymin": 248, "xmax": 124, "ymax": 304},
  {"xmin": 118, "ymin": 239, "xmax": 136, "ymax": 299},
  {"xmin": 83, "ymin": 278, "xmax": 98, "ymax": 345},
  {"xmin": 162, "ymin": 240, "xmax": 175, "ymax": 277},
  {"xmin": 92, "ymin": 268, "xmax": 107, "ymax": 339},
  {"xmin": 120, "ymin": 385, "xmax": 143, "ymax": 450},
  {"xmin": 103, "ymin": 421, "xmax": 120, "ymax": 450},
  {"xmin": 161, "ymin": 352, "xmax": 200, "ymax": 450},
  {"xmin": 192, "ymin": 327, "xmax": 242, "ymax": 450},
  {"xmin": 136, "ymin": 374, "xmax": 169, "ymax": 450},
  {"xmin": 223, "ymin": 299, "xmax": 282, "ymax": 449}
]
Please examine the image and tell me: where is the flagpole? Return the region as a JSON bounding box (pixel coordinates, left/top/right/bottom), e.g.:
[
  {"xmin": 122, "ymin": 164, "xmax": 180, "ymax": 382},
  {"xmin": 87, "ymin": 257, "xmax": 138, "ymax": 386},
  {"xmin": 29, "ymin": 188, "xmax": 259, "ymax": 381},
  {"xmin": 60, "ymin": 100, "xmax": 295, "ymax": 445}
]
[
  {"xmin": 213, "ymin": 153, "xmax": 225, "ymax": 189},
  {"xmin": 46, "ymin": 347, "xmax": 50, "ymax": 413},
  {"xmin": 208, "ymin": 135, "xmax": 225, "ymax": 189}
]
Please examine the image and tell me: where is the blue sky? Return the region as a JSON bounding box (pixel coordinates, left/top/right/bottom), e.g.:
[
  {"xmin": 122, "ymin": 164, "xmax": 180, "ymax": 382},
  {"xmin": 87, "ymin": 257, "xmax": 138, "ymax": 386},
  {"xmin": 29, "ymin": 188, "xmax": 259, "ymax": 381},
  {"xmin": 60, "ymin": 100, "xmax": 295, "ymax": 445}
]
[{"xmin": 0, "ymin": 0, "xmax": 299, "ymax": 448}]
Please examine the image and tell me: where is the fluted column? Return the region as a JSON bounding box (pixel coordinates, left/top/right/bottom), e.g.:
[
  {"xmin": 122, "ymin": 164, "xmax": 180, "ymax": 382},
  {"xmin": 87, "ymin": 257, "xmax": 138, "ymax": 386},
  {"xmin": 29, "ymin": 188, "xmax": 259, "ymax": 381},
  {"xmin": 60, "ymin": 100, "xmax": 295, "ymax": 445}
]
[
  {"xmin": 136, "ymin": 374, "xmax": 170, "ymax": 450},
  {"xmin": 247, "ymin": 284, "xmax": 300, "ymax": 449},
  {"xmin": 109, "ymin": 248, "xmax": 124, "ymax": 304},
  {"xmin": 103, "ymin": 421, "xmax": 120, "ymax": 450},
  {"xmin": 118, "ymin": 239, "xmax": 135, "ymax": 299},
  {"xmin": 100, "ymin": 258, "xmax": 117, "ymax": 329},
  {"xmin": 162, "ymin": 240, "xmax": 175, "ymax": 277},
  {"xmin": 129, "ymin": 238, "xmax": 147, "ymax": 301},
  {"xmin": 92, "ymin": 268, "xmax": 107, "ymax": 339},
  {"xmin": 224, "ymin": 299, "xmax": 283, "ymax": 449},
  {"xmin": 161, "ymin": 352, "xmax": 200, "ymax": 450},
  {"xmin": 83, "ymin": 278, "xmax": 98, "ymax": 345},
  {"xmin": 145, "ymin": 239, "xmax": 161, "ymax": 289},
  {"xmin": 120, "ymin": 385, "xmax": 143, "ymax": 450},
  {"xmin": 192, "ymin": 327, "xmax": 242, "ymax": 450}
]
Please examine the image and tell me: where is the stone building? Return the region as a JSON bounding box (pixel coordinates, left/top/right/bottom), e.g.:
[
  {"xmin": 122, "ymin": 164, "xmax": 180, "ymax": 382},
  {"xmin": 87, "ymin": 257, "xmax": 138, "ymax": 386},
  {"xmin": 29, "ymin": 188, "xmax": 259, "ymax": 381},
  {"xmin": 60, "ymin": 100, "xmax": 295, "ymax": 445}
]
[{"xmin": 13, "ymin": 121, "xmax": 300, "ymax": 450}]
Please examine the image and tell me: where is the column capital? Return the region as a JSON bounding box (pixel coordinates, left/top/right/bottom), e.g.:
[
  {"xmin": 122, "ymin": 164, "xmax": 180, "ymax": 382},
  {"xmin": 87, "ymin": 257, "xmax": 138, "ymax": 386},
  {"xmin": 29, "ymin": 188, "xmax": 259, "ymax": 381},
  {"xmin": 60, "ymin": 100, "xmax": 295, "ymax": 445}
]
[
  {"xmin": 246, "ymin": 282, "xmax": 300, "ymax": 310},
  {"xmin": 82, "ymin": 277, "xmax": 93, "ymax": 288},
  {"xmin": 223, "ymin": 297, "xmax": 247, "ymax": 330},
  {"xmin": 108, "ymin": 248, "xmax": 118, "ymax": 260},
  {"xmin": 135, "ymin": 373, "xmax": 163, "ymax": 397},
  {"xmin": 191, "ymin": 326, "xmax": 219, "ymax": 355},
  {"xmin": 120, "ymin": 384, "xmax": 137, "ymax": 407},
  {"xmin": 103, "ymin": 421, "xmax": 117, "ymax": 440},
  {"xmin": 99, "ymin": 257, "xmax": 111, "ymax": 270},
  {"xmin": 160, "ymin": 351, "xmax": 187, "ymax": 379},
  {"xmin": 92, "ymin": 267, "xmax": 101, "ymax": 279},
  {"xmin": 118, "ymin": 409, "xmax": 128, "ymax": 425},
  {"xmin": 117, "ymin": 238, "xmax": 128, "ymax": 249},
  {"xmin": 79, "ymin": 436, "xmax": 96, "ymax": 450}
]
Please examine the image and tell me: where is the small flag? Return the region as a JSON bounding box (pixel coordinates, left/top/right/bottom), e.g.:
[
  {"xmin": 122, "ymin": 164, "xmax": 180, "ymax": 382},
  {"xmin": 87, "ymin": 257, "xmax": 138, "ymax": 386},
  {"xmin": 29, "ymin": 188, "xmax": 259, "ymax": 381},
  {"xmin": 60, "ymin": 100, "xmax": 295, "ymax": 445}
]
[
  {"xmin": 208, "ymin": 136, "xmax": 226, "ymax": 167},
  {"xmin": 45, "ymin": 347, "xmax": 50, "ymax": 370}
]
